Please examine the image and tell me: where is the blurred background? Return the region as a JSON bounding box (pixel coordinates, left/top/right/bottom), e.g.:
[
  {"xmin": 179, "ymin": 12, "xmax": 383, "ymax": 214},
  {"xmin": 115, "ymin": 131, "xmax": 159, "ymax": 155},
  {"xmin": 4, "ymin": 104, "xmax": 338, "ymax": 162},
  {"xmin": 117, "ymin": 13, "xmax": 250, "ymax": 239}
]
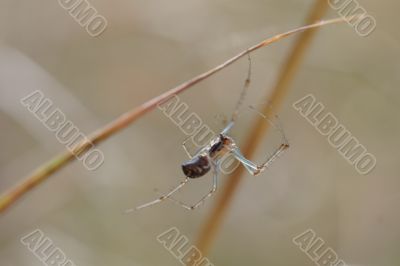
[{"xmin": 0, "ymin": 0, "xmax": 399, "ymax": 265}]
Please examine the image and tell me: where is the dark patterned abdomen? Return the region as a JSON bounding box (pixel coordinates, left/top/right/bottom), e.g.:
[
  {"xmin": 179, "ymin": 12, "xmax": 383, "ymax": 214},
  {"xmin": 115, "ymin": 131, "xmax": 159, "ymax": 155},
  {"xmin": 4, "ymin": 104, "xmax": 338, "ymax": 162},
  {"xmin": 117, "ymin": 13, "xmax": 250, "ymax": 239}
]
[{"xmin": 181, "ymin": 155, "xmax": 211, "ymax": 178}]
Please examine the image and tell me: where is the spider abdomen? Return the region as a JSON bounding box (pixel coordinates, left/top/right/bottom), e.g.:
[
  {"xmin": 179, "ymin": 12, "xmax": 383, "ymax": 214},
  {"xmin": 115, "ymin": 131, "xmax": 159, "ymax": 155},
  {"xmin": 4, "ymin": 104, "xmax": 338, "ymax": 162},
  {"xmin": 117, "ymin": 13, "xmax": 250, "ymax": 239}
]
[{"xmin": 181, "ymin": 155, "xmax": 211, "ymax": 178}]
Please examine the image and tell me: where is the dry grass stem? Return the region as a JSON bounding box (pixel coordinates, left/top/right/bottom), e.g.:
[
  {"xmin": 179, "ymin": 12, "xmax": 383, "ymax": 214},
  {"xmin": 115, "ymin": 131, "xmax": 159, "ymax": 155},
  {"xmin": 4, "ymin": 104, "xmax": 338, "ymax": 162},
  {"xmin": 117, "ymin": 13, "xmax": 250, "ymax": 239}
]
[{"xmin": 0, "ymin": 14, "xmax": 346, "ymax": 213}]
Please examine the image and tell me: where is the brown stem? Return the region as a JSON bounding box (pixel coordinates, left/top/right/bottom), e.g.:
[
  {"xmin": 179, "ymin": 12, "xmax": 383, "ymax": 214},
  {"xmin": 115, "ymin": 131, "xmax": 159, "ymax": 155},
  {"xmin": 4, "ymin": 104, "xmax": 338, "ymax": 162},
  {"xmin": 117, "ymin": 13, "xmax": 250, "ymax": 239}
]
[
  {"xmin": 194, "ymin": 0, "xmax": 329, "ymax": 256},
  {"xmin": 0, "ymin": 14, "xmax": 344, "ymax": 213}
]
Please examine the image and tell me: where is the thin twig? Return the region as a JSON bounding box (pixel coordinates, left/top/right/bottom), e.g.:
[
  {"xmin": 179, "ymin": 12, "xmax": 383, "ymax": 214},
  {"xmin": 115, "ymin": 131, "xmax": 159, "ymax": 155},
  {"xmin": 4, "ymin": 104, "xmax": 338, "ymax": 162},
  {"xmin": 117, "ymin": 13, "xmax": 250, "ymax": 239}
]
[
  {"xmin": 0, "ymin": 15, "xmax": 345, "ymax": 213},
  {"xmin": 194, "ymin": 0, "xmax": 330, "ymax": 256}
]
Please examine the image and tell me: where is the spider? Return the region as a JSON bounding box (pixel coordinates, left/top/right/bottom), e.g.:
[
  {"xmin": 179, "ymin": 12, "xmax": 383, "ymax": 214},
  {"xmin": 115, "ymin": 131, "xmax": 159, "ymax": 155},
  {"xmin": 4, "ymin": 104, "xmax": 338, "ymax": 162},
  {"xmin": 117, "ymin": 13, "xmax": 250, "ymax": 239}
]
[{"xmin": 127, "ymin": 54, "xmax": 289, "ymax": 212}]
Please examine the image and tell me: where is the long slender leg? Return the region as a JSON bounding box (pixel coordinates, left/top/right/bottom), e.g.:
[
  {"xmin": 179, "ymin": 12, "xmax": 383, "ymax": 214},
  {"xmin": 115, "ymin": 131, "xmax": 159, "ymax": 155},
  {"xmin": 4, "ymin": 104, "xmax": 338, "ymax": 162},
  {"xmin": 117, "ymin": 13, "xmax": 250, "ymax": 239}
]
[
  {"xmin": 228, "ymin": 105, "xmax": 289, "ymax": 175},
  {"xmin": 230, "ymin": 147, "xmax": 258, "ymax": 173},
  {"xmin": 231, "ymin": 143, "xmax": 289, "ymax": 176},
  {"xmin": 248, "ymin": 105, "xmax": 289, "ymax": 145},
  {"xmin": 164, "ymin": 164, "xmax": 219, "ymax": 210},
  {"xmin": 231, "ymin": 53, "xmax": 252, "ymax": 123},
  {"xmin": 126, "ymin": 177, "xmax": 189, "ymax": 212},
  {"xmin": 221, "ymin": 121, "xmax": 235, "ymax": 135}
]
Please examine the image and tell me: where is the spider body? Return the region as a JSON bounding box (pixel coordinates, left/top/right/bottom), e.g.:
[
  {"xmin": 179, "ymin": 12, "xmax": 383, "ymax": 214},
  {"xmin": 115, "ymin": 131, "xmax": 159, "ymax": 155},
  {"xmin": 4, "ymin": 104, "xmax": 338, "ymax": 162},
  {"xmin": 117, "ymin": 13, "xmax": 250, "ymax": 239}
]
[
  {"xmin": 181, "ymin": 155, "xmax": 211, "ymax": 178},
  {"xmin": 208, "ymin": 134, "xmax": 233, "ymax": 159},
  {"xmin": 128, "ymin": 53, "xmax": 290, "ymax": 212},
  {"xmin": 182, "ymin": 134, "xmax": 233, "ymax": 179}
]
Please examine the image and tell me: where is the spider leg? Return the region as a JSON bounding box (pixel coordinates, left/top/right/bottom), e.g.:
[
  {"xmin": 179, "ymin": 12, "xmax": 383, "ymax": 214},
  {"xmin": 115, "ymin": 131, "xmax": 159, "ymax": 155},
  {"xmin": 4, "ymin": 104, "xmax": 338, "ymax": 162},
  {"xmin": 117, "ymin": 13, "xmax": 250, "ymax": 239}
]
[
  {"xmin": 126, "ymin": 177, "xmax": 189, "ymax": 212},
  {"xmin": 231, "ymin": 143, "xmax": 288, "ymax": 176},
  {"xmin": 247, "ymin": 105, "xmax": 289, "ymax": 145},
  {"xmin": 164, "ymin": 163, "xmax": 219, "ymax": 210},
  {"xmin": 228, "ymin": 105, "xmax": 289, "ymax": 175},
  {"xmin": 230, "ymin": 52, "xmax": 252, "ymax": 123},
  {"xmin": 221, "ymin": 121, "xmax": 235, "ymax": 135}
]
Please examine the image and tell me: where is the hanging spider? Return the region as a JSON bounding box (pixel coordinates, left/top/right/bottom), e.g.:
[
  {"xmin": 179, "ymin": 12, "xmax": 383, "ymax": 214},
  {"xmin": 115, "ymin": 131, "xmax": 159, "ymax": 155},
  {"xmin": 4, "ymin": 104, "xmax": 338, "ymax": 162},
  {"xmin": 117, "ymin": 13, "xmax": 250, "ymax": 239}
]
[{"xmin": 127, "ymin": 54, "xmax": 289, "ymax": 212}]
